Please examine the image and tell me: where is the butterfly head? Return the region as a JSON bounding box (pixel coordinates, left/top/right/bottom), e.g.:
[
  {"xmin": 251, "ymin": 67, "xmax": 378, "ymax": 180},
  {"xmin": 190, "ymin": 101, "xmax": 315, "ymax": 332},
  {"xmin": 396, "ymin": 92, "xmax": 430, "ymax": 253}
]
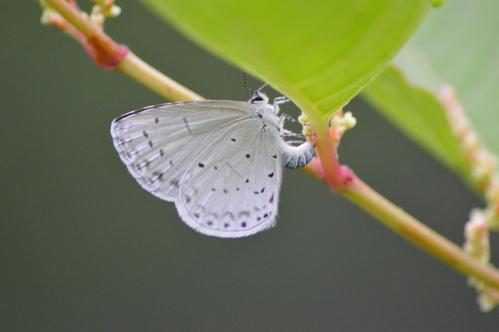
[{"xmin": 248, "ymin": 90, "xmax": 269, "ymax": 105}]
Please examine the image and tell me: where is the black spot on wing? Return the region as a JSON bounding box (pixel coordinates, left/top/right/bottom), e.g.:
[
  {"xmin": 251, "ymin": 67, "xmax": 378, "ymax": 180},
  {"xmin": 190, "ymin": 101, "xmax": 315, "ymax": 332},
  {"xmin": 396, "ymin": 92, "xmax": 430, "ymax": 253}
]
[{"xmin": 239, "ymin": 211, "xmax": 250, "ymax": 217}]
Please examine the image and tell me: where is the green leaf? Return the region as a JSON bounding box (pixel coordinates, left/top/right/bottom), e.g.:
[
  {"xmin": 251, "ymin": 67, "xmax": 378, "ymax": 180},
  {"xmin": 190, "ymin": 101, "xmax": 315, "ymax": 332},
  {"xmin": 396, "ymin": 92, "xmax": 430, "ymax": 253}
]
[
  {"xmin": 363, "ymin": 0, "xmax": 499, "ymax": 191},
  {"xmin": 139, "ymin": 0, "xmax": 434, "ymax": 124},
  {"xmin": 362, "ymin": 65, "xmax": 472, "ymax": 186}
]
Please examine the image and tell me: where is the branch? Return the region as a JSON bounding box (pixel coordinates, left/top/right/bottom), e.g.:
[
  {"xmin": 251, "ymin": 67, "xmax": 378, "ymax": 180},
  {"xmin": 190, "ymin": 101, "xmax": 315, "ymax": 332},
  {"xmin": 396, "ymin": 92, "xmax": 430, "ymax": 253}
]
[{"xmin": 42, "ymin": 0, "xmax": 202, "ymax": 102}]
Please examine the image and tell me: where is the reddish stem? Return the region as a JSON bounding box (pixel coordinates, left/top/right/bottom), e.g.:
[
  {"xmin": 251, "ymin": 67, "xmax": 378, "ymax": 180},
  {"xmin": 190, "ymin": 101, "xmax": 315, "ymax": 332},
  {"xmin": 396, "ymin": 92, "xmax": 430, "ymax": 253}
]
[
  {"xmin": 312, "ymin": 121, "xmax": 354, "ymax": 192},
  {"xmin": 44, "ymin": 0, "xmax": 128, "ymax": 70}
]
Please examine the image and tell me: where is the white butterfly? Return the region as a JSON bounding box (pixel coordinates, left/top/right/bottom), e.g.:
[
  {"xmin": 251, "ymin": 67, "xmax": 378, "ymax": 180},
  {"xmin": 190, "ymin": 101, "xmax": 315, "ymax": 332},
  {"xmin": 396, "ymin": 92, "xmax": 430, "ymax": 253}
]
[{"xmin": 111, "ymin": 90, "xmax": 315, "ymax": 238}]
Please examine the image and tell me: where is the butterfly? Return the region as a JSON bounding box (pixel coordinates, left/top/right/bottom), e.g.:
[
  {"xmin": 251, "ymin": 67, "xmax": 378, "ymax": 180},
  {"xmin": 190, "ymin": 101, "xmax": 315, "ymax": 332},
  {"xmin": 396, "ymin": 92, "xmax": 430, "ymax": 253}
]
[{"xmin": 111, "ymin": 89, "xmax": 315, "ymax": 238}]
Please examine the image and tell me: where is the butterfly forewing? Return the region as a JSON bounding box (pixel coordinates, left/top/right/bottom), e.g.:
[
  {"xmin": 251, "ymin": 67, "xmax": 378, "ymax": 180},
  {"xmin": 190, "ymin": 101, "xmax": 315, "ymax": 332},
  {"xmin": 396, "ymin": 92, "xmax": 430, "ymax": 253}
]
[
  {"xmin": 176, "ymin": 115, "xmax": 282, "ymax": 237},
  {"xmin": 111, "ymin": 101, "xmax": 256, "ymax": 201}
]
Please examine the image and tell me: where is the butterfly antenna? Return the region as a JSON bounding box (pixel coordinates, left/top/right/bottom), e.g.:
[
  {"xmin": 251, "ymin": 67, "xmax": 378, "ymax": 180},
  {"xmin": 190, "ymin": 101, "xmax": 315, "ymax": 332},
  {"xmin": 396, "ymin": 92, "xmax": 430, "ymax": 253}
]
[
  {"xmin": 256, "ymin": 83, "xmax": 268, "ymax": 93},
  {"xmin": 243, "ymin": 71, "xmax": 252, "ymax": 97}
]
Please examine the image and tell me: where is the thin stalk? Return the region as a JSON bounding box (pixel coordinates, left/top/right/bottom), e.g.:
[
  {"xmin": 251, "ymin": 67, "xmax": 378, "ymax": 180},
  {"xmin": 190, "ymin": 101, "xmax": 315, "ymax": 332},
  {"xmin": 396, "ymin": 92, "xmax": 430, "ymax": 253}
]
[
  {"xmin": 312, "ymin": 121, "xmax": 342, "ymax": 190},
  {"xmin": 118, "ymin": 53, "xmax": 203, "ymax": 102},
  {"xmin": 42, "ymin": 0, "xmax": 202, "ymax": 102},
  {"xmin": 340, "ymin": 176, "xmax": 499, "ymax": 289}
]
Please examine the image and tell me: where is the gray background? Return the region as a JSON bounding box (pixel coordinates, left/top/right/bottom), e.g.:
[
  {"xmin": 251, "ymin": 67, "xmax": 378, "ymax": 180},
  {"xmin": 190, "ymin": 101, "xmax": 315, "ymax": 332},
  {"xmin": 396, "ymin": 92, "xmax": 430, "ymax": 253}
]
[{"xmin": 2, "ymin": 1, "xmax": 498, "ymax": 331}]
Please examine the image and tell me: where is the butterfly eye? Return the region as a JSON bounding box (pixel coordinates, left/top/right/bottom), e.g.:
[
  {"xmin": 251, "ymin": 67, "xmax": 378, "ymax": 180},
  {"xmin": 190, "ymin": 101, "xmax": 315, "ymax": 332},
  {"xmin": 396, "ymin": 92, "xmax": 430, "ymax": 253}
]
[{"xmin": 249, "ymin": 93, "xmax": 264, "ymax": 103}]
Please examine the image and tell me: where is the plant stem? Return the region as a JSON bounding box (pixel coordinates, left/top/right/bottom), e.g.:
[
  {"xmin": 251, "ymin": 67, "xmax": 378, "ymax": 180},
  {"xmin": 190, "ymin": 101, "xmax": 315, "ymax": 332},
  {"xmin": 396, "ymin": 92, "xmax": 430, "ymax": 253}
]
[
  {"xmin": 118, "ymin": 53, "xmax": 203, "ymax": 102},
  {"xmin": 43, "ymin": 0, "xmax": 95, "ymax": 37},
  {"xmin": 42, "ymin": 0, "xmax": 202, "ymax": 102},
  {"xmin": 340, "ymin": 175, "xmax": 499, "ymax": 289},
  {"xmin": 313, "ymin": 124, "xmax": 341, "ymax": 190}
]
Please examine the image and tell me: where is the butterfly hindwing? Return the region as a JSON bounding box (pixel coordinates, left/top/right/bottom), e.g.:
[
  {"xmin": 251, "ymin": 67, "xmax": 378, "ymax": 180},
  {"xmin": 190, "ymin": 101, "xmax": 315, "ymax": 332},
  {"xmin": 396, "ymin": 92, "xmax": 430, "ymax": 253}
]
[{"xmin": 176, "ymin": 115, "xmax": 283, "ymax": 237}]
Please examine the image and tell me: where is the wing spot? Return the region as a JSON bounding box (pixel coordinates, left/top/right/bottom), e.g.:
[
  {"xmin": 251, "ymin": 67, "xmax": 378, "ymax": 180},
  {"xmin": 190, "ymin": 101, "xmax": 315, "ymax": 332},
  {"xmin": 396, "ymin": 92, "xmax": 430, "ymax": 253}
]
[
  {"xmin": 223, "ymin": 189, "xmax": 228, "ymax": 194},
  {"xmin": 268, "ymin": 172, "xmax": 274, "ymax": 178},
  {"xmin": 246, "ymin": 154, "xmax": 250, "ymax": 158},
  {"xmin": 261, "ymin": 188, "xmax": 265, "ymax": 193},
  {"xmin": 169, "ymin": 160, "xmax": 173, "ymax": 166},
  {"xmin": 224, "ymin": 212, "xmax": 235, "ymax": 220},
  {"xmin": 236, "ymin": 188, "xmax": 240, "ymax": 191},
  {"xmin": 135, "ymin": 160, "xmax": 150, "ymax": 171},
  {"xmin": 263, "ymin": 213, "xmax": 269, "ymax": 218},
  {"xmin": 142, "ymin": 131, "xmax": 148, "ymax": 138},
  {"xmin": 154, "ymin": 117, "xmax": 159, "ymax": 124},
  {"xmin": 269, "ymin": 194, "xmax": 274, "ymax": 203},
  {"xmin": 231, "ymin": 138, "xmax": 236, "ymax": 142},
  {"xmin": 224, "ymin": 223, "xmax": 230, "ymax": 228},
  {"xmin": 170, "ymin": 179, "xmax": 180, "ymax": 188},
  {"xmin": 184, "ymin": 195, "xmax": 191, "ymax": 204},
  {"xmin": 239, "ymin": 211, "xmax": 250, "ymax": 217},
  {"xmin": 207, "ymin": 221, "xmax": 213, "ymax": 226},
  {"xmin": 125, "ymin": 151, "xmax": 137, "ymax": 159},
  {"xmin": 152, "ymin": 171, "xmax": 163, "ymax": 181},
  {"xmin": 241, "ymin": 222, "xmax": 247, "ymax": 228},
  {"xmin": 211, "ymin": 187, "xmax": 216, "ymax": 192},
  {"xmin": 183, "ymin": 117, "xmax": 192, "ymax": 134},
  {"xmin": 148, "ymin": 140, "xmax": 153, "ymax": 148},
  {"xmin": 272, "ymin": 155, "xmax": 277, "ymax": 159},
  {"xmin": 257, "ymin": 217, "xmax": 261, "ymax": 221},
  {"xmin": 245, "ymin": 179, "xmax": 249, "ymax": 183},
  {"xmin": 193, "ymin": 213, "xmax": 200, "ymax": 219},
  {"xmin": 159, "ymin": 149, "xmax": 164, "ymax": 157},
  {"xmin": 199, "ymin": 163, "xmax": 205, "ymax": 168},
  {"xmin": 254, "ymin": 191, "xmax": 259, "ymax": 195},
  {"xmin": 214, "ymin": 166, "xmax": 218, "ymax": 170}
]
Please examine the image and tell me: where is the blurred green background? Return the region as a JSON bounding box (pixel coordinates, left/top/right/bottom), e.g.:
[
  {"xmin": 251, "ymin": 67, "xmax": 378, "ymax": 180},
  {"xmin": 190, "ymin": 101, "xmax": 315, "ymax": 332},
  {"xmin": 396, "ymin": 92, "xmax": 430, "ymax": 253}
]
[{"xmin": 1, "ymin": 1, "xmax": 498, "ymax": 330}]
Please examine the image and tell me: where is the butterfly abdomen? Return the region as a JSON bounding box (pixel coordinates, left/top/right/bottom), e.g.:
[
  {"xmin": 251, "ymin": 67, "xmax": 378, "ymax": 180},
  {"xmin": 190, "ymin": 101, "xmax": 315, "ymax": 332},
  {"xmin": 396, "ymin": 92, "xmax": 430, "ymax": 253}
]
[{"xmin": 280, "ymin": 141, "xmax": 315, "ymax": 169}]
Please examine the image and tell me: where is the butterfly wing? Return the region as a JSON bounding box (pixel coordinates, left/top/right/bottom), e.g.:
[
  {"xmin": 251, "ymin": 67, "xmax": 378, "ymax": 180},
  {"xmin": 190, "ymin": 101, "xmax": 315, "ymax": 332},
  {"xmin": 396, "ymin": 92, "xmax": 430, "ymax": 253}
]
[
  {"xmin": 111, "ymin": 100, "xmax": 257, "ymax": 202},
  {"xmin": 176, "ymin": 115, "xmax": 283, "ymax": 238}
]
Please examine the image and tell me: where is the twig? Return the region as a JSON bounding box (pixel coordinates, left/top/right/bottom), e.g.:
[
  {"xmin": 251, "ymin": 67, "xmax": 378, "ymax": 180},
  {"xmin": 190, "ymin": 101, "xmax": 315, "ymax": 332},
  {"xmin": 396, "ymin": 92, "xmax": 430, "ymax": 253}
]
[{"xmin": 42, "ymin": 0, "xmax": 202, "ymax": 102}]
